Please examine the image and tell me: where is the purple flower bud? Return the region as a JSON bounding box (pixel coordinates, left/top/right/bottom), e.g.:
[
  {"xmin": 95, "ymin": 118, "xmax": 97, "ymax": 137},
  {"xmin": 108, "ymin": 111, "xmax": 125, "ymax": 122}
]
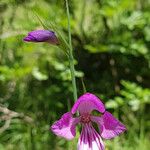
[{"xmin": 23, "ymin": 30, "xmax": 59, "ymax": 45}]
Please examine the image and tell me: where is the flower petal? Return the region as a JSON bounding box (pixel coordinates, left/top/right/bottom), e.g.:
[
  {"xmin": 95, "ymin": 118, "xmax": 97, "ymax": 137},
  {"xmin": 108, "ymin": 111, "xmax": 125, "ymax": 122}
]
[
  {"xmin": 24, "ymin": 35, "xmax": 36, "ymax": 42},
  {"xmin": 91, "ymin": 111, "xmax": 126, "ymax": 139},
  {"xmin": 23, "ymin": 30, "xmax": 59, "ymax": 44},
  {"xmin": 51, "ymin": 112, "xmax": 79, "ymax": 140},
  {"xmin": 71, "ymin": 93, "xmax": 105, "ymax": 115},
  {"xmin": 78, "ymin": 124, "xmax": 104, "ymax": 150}
]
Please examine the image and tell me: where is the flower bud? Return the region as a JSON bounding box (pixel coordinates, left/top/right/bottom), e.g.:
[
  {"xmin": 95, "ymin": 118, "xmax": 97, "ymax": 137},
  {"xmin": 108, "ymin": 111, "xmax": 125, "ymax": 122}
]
[{"xmin": 23, "ymin": 30, "xmax": 59, "ymax": 45}]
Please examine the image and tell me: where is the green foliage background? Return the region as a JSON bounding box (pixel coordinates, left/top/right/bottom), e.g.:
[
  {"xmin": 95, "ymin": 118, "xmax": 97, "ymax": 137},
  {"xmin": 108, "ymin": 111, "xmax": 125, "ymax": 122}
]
[{"xmin": 0, "ymin": 0, "xmax": 150, "ymax": 149}]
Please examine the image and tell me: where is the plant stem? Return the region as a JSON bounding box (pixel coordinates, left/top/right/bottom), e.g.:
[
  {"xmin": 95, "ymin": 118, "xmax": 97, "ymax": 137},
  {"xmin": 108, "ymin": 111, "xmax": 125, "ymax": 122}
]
[{"xmin": 65, "ymin": 0, "xmax": 77, "ymax": 101}]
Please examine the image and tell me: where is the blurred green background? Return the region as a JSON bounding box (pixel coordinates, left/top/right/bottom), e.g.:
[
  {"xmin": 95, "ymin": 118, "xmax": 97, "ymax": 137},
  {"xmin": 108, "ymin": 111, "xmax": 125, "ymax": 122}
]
[{"xmin": 0, "ymin": 0, "xmax": 150, "ymax": 149}]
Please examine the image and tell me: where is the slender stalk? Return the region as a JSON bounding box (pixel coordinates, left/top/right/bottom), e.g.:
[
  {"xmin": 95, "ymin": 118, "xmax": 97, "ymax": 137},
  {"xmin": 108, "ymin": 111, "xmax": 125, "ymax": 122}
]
[{"xmin": 65, "ymin": 0, "xmax": 77, "ymax": 101}]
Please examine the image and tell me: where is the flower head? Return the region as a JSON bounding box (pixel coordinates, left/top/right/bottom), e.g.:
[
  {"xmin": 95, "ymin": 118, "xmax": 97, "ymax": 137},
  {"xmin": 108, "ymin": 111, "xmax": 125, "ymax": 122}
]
[
  {"xmin": 23, "ymin": 30, "xmax": 59, "ymax": 45},
  {"xmin": 51, "ymin": 93, "xmax": 126, "ymax": 150}
]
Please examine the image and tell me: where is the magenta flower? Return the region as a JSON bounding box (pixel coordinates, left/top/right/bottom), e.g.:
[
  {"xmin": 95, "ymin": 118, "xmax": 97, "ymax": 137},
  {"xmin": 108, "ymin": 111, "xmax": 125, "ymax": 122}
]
[
  {"xmin": 51, "ymin": 93, "xmax": 126, "ymax": 150},
  {"xmin": 23, "ymin": 30, "xmax": 59, "ymax": 45}
]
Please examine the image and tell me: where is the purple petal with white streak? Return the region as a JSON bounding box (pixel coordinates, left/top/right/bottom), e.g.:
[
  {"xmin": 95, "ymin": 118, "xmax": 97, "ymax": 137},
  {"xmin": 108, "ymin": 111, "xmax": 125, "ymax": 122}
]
[
  {"xmin": 78, "ymin": 124, "xmax": 104, "ymax": 150},
  {"xmin": 91, "ymin": 111, "xmax": 126, "ymax": 139},
  {"xmin": 71, "ymin": 93, "xmax": 105, "ymax": 115},
  {"xmin": 51, "ymin": 112, "xmax": 79, "ymax": 140}
]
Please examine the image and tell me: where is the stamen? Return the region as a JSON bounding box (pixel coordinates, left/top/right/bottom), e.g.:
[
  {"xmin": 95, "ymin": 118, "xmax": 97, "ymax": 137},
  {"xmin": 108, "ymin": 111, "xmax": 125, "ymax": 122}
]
[{"xmin": 80, "ymin": 114, "xmax": 91, "ymax": 123}]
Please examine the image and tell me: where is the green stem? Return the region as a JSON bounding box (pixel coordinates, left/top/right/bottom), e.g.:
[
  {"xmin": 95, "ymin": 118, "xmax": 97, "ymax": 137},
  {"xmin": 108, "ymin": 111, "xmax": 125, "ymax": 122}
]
[{"xmin": 65, "ymin": 0, "xmax": 77, "ymax": 101}]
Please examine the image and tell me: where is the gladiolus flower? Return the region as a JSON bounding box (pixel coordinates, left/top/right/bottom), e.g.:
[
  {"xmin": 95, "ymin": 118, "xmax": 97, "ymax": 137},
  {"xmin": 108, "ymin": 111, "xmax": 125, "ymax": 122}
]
[
  {"xmin": 23, "ymin": 30, "xmax": 59, "ymax": 45},
  {"xmin": 51, "ymin": 93, "xmax": 126, "ymax": 150}
]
